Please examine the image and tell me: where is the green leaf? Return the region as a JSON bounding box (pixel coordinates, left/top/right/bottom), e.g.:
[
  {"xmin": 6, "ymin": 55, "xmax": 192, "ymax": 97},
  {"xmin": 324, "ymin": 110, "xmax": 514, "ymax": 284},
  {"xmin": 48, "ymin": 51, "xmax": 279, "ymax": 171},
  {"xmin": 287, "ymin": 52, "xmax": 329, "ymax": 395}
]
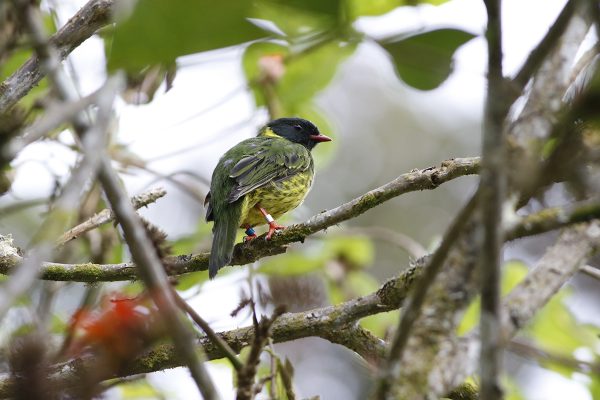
[
  {"xmin": 260, "ymin": 0, "xmax": 341, "ymax": 17},
  {"xmin": 118, "ymin": 378, "xmax": 161, "ymax": 399},
  {"xmin": 348, "ymin": 0, "xmax": 451, "ymax": 19},
  {"xmin": 524, "ymin": 287, "xmax": 600, "ymax": 378},
  {"xmin": 254, "ymin": 0, "xmax": 343, "ymax": 36},
  {"xmin": 50, "ymin": 315, "xmax": 67, "ymax": 334},
  {"xmin": 108, "ymin": 0, "xmax": 268, "ymax": 71},
  {"xmin": 348, "ymin": 0, "xmax": 404, "ymax": 18},
  {"xmin": 278, "ymin": 39, "xmax": 357, "ymax": 112},
  {"xmin": 380, "ymin": 28, "xmax": 476, "ymax": 90},
  {"xmin": 590, "ymin": 375, "xmax": 600, "ymax": 400},
  {"xmin": 243, "ymin": 39, "xmax": 356, "ymax": 114}
]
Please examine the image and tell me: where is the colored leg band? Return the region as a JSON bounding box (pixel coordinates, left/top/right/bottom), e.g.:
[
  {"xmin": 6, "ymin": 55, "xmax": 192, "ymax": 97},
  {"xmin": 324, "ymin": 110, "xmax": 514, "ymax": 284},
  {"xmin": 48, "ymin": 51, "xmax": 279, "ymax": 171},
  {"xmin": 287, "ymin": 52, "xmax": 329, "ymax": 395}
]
[
  {"xmin": 265, "ymin": 214, "xmax": 275, "ymax": 223},
  {"xmin": 245, "ymin": 227, "xmax": 256, "ymax": 236}
]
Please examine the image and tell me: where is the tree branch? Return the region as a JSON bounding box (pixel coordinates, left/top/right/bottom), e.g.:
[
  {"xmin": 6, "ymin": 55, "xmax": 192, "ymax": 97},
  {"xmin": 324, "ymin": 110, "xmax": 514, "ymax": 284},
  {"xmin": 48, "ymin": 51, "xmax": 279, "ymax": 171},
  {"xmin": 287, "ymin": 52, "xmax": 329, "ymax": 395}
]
[
  {"xmin": 0, "ymin": 222, "xmax": 598, "ymax": 397},
  {"xmin": 426, "ymin": 222, "xmax": 600, "ymax": 394},
  {"xmin": 3, "ymin": 186, "xmax": 600, "ymax": 284},
  {"xmin": 0, "ymin": 257, "xmax": 425, "ymax": 397},
  {"xmin": 0, "ymin": 156, "xmax": 480, "ymax": 281},
  {"xmin": 0, "ymin": 0, "xmax": 114, "ymax": 112},
  {"xmin": 386, "ymin": 8, "xmax": 592, "ymax": 398},
  {"xmin": 480, "ymin": 0, "xmax": 506, "ymax": 397},
  {"xmin": 98, "ymin": 157, "xmax": 220, "ymax": 400},
  {"xmin": 56, "ymin": 187, "xmax": 167, "ymax": 247},
  {"xmin": 512, "ymin": 0, "xmax": 577, "ymax": 90},
  {"xmin": 373, "ymin": 193, "xmax": 478, "ymax": 399}
]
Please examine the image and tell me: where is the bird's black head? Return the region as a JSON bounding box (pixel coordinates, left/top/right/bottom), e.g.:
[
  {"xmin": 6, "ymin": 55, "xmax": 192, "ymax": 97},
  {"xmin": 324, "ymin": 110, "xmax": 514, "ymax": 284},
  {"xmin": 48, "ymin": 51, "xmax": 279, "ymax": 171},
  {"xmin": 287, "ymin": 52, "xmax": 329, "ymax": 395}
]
[{"xmin": 261, "ymin": 118, "xmax": 332, "ymax": 150}]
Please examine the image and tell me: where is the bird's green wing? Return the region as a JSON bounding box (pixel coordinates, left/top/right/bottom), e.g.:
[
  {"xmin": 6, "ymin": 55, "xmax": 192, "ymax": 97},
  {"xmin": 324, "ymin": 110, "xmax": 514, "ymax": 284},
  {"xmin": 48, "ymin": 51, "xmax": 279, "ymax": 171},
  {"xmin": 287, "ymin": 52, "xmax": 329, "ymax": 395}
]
[{"xmin": 227, "ymin": 138, "xmax": 312, "ymax": 203}]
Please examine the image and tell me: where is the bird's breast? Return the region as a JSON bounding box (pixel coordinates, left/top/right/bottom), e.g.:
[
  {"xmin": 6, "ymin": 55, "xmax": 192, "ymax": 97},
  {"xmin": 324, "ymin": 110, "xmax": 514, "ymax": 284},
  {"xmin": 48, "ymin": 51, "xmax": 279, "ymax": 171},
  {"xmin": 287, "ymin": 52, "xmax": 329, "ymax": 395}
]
[{"xmin": 240, "ymin": 170, "xmax": 314, "ymax": 227}]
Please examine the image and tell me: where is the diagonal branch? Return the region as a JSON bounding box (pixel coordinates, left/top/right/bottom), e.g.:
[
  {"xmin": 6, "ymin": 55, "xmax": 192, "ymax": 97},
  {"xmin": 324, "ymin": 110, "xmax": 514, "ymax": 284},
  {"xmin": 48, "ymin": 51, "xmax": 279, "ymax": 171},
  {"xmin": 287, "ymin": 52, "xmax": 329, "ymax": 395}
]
[
  {"xmin": 512, "ymin": 0, "xmax": 577, "ymax": 90},
  {"xmin": 56, "ymin": 187, "xmax": 167, "ymax": 247},
  {"xmin": 0, "ymin": 156, "xmax": 481, "ymax": 281},
  {"xmin": 0, "ymin": 0, "xmax": 114, "ymax": 112},
  {"xmin": 3, "ymin": 184, "xmax": 600, "ymax": 284},
  {"xmin": 373, "ymin": 193, "xmax": 478, "ymax": 399}
]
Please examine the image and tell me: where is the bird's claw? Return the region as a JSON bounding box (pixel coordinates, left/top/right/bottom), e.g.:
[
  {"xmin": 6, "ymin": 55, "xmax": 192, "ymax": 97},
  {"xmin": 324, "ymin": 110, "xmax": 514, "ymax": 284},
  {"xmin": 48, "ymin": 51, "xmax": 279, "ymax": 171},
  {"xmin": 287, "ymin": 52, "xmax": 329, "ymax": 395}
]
[
  {"xmin": 266, "ymin": 222, "xmax": 285, "ymax": 240},
  {"xmin": 243, "ymin": 234, "xmax": 257, "ymax": 242}
]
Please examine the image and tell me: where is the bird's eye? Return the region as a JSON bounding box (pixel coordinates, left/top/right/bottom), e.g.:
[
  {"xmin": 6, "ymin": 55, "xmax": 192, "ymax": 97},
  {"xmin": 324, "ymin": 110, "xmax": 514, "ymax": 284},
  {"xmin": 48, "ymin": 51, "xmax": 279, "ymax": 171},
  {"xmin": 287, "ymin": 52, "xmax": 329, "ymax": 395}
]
[{"xmin": 293, "ymin": 125, "xmax": 302, "ymax": 131}]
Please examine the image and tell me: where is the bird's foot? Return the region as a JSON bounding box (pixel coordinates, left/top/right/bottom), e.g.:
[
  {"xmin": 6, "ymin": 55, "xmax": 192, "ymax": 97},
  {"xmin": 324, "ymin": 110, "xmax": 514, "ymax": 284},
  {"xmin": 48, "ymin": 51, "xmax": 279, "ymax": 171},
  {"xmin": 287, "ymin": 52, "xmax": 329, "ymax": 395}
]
[
  {"xmin": 244, "ymin": 227, "xmax": 257, "ymax": 242},
  {"xmin": 266, "ymin": 221, "xmax": 285, "ymax": 240}
]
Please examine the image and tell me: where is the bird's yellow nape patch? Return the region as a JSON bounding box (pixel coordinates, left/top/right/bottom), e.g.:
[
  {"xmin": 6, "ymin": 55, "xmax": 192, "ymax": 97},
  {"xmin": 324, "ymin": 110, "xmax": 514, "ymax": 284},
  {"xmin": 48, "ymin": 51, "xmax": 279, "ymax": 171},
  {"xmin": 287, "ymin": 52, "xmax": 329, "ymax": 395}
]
[{"xmin": 259, "ymin": 127, "xmax": 280, "ymax": 138}]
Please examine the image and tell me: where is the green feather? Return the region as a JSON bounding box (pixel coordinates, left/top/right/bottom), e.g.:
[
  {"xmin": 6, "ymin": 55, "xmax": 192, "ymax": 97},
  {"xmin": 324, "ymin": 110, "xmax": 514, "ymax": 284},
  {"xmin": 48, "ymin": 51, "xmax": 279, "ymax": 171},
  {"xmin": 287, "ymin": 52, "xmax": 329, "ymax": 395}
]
[
  {"xmin": 206, "ymin": 118, "xmax": 329, "ymax": 278},
  {"xmin": 208, "ymin": 200, "xmax": 242, "ymax": 279}
]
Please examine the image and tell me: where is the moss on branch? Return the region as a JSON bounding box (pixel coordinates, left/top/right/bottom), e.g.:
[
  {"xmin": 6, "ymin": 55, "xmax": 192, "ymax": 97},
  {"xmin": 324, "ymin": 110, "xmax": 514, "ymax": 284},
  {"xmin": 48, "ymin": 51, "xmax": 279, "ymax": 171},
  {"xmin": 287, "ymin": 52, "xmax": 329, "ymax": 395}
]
[
  {"xmin": 0, "ymin": 259, "xmax": 421, "ymax": 397},
  {"xmin": 1, "ymin": 157, "xmax": 480, "ymax": 282}
]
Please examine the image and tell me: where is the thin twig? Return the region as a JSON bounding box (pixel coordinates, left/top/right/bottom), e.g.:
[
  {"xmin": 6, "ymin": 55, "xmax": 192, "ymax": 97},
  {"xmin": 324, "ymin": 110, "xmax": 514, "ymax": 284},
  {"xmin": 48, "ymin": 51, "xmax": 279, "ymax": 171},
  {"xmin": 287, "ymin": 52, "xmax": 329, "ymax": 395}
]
[
  {"xmin": 342, "ymin": 226, "xmax": 427, "ymax": 259},
  {"xmin": 507, "ymin": 339, "xmax": 600, "ymax": 375},
  {"xmin": 172, "ymin": 289, "xmax": 244, "ymax": 371},
  {"xmin": 237, "ymin": 306, "xmax": 286, "ymax": 400},
  {"xmin": 2, "ymin": 92, "xmax": 99, "ymax": 164},
  {"xmin": 512, "ymin": 0, "xmax": 576, "ymax": 90},
  {"xmin": 98, "ymin": 157, "xmax": 220, "ymax": 400},
  {"xmin": 56, "ymin": 187, "xmax": 167, "ymax": 247},
  {"xmin": 505, "ymin": 198, "xmax": 600, "ymax": 239},
  {"xmin": 580, "ymin": 264, "xmax": 600, "ymax": 280}
]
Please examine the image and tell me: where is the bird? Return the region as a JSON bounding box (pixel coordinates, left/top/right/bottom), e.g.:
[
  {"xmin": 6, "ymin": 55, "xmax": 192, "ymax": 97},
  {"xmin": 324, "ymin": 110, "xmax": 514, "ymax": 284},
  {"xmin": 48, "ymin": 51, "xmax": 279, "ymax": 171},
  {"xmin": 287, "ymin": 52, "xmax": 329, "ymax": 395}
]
[{"xmin": 204, "ymin": 117, "xmax": 332, "ymax": 279}]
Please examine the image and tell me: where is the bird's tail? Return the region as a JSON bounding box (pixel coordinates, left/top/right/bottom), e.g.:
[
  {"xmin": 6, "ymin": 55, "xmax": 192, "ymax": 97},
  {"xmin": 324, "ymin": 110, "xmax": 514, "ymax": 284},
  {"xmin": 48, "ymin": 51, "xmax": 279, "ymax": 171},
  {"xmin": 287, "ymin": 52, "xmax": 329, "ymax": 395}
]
[{"xmin": 208, "ymin": 205, "xmax": 242, "ymax": 279}]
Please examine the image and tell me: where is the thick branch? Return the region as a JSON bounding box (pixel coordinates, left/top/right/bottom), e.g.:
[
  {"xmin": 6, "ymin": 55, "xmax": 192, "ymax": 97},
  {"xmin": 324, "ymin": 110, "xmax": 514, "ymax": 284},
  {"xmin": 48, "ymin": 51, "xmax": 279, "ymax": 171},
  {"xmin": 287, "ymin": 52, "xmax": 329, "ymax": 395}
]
[
  {"xmin": 4, "ymin": 183, "xmax": 600, "ymax": 284},
  {"xmin": 0, "ymin": 157, "xmax": 480, "ymax": 281},
  {"xmin": 0, "ymin": 0, "xmax": 114, "ymax": 112},
  {"xmin": 0, "ymin": 258, "xmax": 424, "ymax": 397},
  {"xmin": 427, "ymin": 222, "xmax": 600, "ymax": 394}
]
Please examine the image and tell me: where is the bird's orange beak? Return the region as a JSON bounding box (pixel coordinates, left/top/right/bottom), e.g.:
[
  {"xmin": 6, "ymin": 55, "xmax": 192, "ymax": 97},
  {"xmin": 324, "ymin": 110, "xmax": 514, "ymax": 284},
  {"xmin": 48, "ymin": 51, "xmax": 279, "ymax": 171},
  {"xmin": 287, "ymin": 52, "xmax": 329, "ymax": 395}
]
[{"xmin": 309, "ymin": 134, "xmax": 332, "ymax": 142}]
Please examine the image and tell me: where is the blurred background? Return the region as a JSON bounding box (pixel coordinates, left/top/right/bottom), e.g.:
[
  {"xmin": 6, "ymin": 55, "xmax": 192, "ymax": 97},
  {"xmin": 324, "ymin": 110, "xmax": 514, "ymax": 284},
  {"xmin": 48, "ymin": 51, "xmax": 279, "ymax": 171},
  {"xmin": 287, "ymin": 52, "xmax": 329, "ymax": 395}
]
[{"xmin": 1, "ymin": 0, "xmax": 599, "ymax": 399}]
